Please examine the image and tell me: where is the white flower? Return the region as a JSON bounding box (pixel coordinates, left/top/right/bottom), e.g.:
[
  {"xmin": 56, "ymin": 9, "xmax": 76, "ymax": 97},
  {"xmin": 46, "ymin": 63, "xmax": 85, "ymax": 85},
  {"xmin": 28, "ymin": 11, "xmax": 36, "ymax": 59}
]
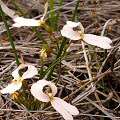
[
  {"xmin": 38, "ymin": 49, "xmax": 47, "ymax": 58},
  {"xmin": 61, "ymin": 21, "xmax": 112, "ymax": 49},
  {"xmin": 31, "ymin": 80, "xmax": 79, "ymax": 120},
  {"xmin": 13, "ymin": 2, "xmax": 48, "ymax": 27},
  {"xmin": 13, "ymin": 17, "xmax": 42, "ymax": 27},
  {"xmin": 1, "ymin": 64, "xmax": 38, "ymax": 94}
]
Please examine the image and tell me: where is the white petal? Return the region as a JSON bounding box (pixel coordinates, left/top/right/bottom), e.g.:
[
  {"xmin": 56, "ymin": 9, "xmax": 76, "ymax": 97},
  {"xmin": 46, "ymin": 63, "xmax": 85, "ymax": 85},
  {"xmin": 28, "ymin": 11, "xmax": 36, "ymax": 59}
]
[
  {"xmin": 79, "ymin": 22, "xmax": 84, "ymax": 33},
  {"xmin": 66, "ymin": 21, "xmax": 80, "ymax": 27},
  {"xmin": 13, "ymin": 23, "xmax": 24, "ymax": 27},
  {"xmin": 12, "ymin": 68, "xmax": 20, "ymax": 79},
  {"xmin": 31, "ymin": 82, "xmax": 50, "ymax": 102},
  {"xmin": 84, "ymin": 34, "xmax": 112, "ymax": 49},
  {"xmin": 31, "ymin": 80, "xmax": 58, "ymax": 102},
  {"xmin": 1, "ymin": 82, "xmax": 22, "ymax": 94},
  {"xmin": 51, "ymin": 97, "xmax": 79, "ymax": 120},
  {"xmin": 66, "ymin": 21, "xmax": 84, "ymax": 33},
  {"xmin": 12, "ymin": 64, "xmax": 28, "ymax": 79},
  {"xmin": 12, "ymin": 64, "xmax": 38, "ymax": 80},
  {"xmin": 37, "ymin": 80, "xmax": 57, "ymax": 97},
  {"xmin": 21, "ymin": 65, "xmax": 38, "ymax": 80},
  {"xmin": 61, "ymin": 25, "xmax": 81, "ymax": 40},
  {"xmin": 13, "ymin": 17, "xmax": 40, "ymax": 27},
  {"xmin": 52, "ymin": 97, "xmax": 79, "ymax": 115}
]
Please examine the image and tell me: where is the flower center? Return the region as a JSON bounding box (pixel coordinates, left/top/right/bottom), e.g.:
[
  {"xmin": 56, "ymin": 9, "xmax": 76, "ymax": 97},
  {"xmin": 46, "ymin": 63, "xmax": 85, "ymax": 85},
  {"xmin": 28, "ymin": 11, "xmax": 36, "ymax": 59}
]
[
  {"xmin": 37, "ymin": 20, "xmax": 45, "ymax": 26},
  {"xmin": 47, "ymin": 92, "xmax": 54, "ymax": 101},
  {"xmin": 78, "ymin": 31, "xmax": 84, "ymax": 39},
  {"xmin": 13, "ymin": 78, "xmax": 22, "ymax": 84},
  {"xmin": 37, "ymin": 20, "xmax": 42, "ymax": 26}
]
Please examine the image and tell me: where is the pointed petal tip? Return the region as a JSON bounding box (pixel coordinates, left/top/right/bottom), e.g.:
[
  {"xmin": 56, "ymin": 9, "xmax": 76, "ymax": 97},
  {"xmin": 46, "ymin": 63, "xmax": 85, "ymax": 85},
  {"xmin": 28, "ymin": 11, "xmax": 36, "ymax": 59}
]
[
  {"xmin": 1, "ymin": 83, "xmax": 22, "ymax": 94},
  {"xmin": 66, "ymin": 21, "xmax": 80, "ymax": 28},
  {"xmin": 51, "ymin": 97, "xmax": 79, "ymax": 120}
]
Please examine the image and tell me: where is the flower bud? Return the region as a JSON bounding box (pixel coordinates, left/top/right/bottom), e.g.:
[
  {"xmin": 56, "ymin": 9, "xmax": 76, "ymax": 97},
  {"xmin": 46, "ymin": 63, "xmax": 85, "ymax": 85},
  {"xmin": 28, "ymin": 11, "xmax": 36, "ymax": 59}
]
[
  {"xmin": 46, "ymin": 45, "xmax": 52, "ymax": 56},
  {"xmin": 39, "ymin": 49, "xmax": 47, "ymax": 58},
  {"xmin": 22, "ymin": 80, "xmax": 28, "ymax": 89},
  {"xmin": 12, "ymin": 92, "xmax": 20, "ymax": 103},
  {"xmin": 39, "ymin": 45, "xmax": 52, "ymax": 58},
  {"xmin": 108, "ymin": 25, "xmax": 113, "ymax": 31},
  {"xmin": 42, "ymin": 24, "xmax": 52, "ymax": 33}
]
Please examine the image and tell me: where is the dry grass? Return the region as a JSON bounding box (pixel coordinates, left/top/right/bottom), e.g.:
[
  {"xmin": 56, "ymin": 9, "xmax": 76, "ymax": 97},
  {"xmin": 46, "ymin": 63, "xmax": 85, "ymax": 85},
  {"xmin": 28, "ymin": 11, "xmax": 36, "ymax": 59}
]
[{"xmin": 0, "ymin": 0, "xmax": 120, "ymax": 119}]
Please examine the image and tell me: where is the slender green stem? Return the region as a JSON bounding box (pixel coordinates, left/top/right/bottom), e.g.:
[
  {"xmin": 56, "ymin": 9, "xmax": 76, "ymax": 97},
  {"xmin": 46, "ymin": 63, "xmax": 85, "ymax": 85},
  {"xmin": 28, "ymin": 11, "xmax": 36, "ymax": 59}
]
[
  {"xmin": 44, "ymin": 48, "xmax": 85, "ymax": 80},
  {"xmin": 49, "ymin": 0, "xmax": 55, "ymax": 30},
  {"xmin": 46, "ymin": 0, "xmax": 80, "ymax": 80},
  {"xmin": 71, "ymin": 0, "xmax": 80, "ymax": 21},
  {"xmin": 47, "ymin": 33, "xmax": 55, "ymax": 44},
  {"xmin": 0, "ymin": 5, "xmax": 22, "ymax": 76},
  {"xmin": 39, "ymin": 56, "xmax": 44, "ymax": 79},
  {"xmin": 51, "ymin": 33, "xmax": 59, "ymax": 51},
  {"xmin": 55, "ymin": 0, "xmax": 64, "ymax": 29},
  {"xmin": 0, "ymin": 76, "xmax": 13, "ymax": 82},
  {"xmin": 10, "ymin": 0, "xmax": 47, "ymax": 44}
]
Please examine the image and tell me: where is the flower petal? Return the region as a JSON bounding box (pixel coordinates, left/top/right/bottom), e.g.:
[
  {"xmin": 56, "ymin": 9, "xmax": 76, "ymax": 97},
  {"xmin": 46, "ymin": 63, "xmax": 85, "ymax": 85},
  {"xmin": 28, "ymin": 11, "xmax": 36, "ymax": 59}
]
[
  {"xmin": 12, "ymin": 68, "xmax": 20, "ymax": 80},
  {"xmin": 13, "ymin": 17, "xmax": 40, "ymax": 27},
  {"xmin": 1, "ymin": 82, "xmax": 22, "ymax": 94},
  {"xmin": 66, "ymin": 21, "xmax": 84, "ymax": 33},
  {"xmin": 13, "ymin": 23, "xmax": 25, "ymax": 27},
  {"xmin": 12, "ymin": 64, "xmax": 28, "ymax": 79},
  {"xmin": 31, "ymin": 80, "xmax": 57, "ymax": 102},
  {"xmin": 78, "ymin": 22, "xmax": 84, "ymax": 33},
  {"xmin": 37, "ymin": 80, "xmax": 57, "ymax": 97},
  {"xmin": 61, "ymin": 25, "xmax": 81, "ymax": 40},
  {"xmin": 21, "ymin": 65, "xmax": 38, "ymax": 80},
  {"xmin": 12, "ymin": 64, "xmax": 38, "ymax": 80},
  {"xmin": 66, "ymin": 21, "xmax": 80, "ymax": 28},
  {"xmin": 31, "ymin": 81, "xmax": 50, "ymax": 102},
  {"xmin": 51, "ymin": 97, "xmax": 79, "ymax": 120},
  {"xmin": 84, "ymin": 34, "xmax": 112, "ymax": 49},
  {"xmin": 53, "ymin": 97, "xmax": 79, "ymax": 115}
]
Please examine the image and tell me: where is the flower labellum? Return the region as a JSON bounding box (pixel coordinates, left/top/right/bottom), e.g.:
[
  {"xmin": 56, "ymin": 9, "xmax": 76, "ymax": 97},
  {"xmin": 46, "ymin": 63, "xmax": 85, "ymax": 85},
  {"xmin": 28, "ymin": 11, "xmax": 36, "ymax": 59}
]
[
  {"xmin": 31, "ymin": 80, "xmax": 79, "ymax": 120},
  {"xmin": 61, "ymin": 21, "xmax": 112, "ymax": 49},
  {"xmin": 1, "ymin": 64, "xmax": 38, "ymax": 94}
]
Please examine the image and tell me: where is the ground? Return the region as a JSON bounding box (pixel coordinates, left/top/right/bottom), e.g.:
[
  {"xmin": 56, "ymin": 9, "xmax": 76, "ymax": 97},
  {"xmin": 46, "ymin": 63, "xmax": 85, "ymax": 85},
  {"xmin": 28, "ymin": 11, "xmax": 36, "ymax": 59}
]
[{"xmin": 0, "ymin": 0, "xmax": 120, "ymax": 120}]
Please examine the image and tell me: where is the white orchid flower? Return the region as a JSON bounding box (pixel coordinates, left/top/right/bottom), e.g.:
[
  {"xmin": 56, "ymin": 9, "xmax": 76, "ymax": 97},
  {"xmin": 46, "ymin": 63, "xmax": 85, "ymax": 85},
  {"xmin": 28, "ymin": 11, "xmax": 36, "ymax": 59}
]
[
  {"xmin": 13, "ymin": 2, "xmax": 48, "ymax": 27},
  {"xmin": 13, "ymin": 17, "xmax": 43, "ymax": 27},
  {"xmin": 1, "ymin": 64, "xmax": 38, "ymax": 94},
  {"xmin": 31, "ymin": 80, "xmax": 79, "ymax": 120},
  {"xmin": 61, "ymin": 21, "xmax": 112, "ymax": 49}
]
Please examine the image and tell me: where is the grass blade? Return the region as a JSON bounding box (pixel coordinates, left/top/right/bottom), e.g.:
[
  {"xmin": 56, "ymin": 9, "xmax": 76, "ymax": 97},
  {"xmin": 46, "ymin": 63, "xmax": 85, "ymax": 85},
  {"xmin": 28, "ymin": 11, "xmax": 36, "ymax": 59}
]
[{"xmin": 0, "ymin": 5, "xmax": 20, "ymax": 68}]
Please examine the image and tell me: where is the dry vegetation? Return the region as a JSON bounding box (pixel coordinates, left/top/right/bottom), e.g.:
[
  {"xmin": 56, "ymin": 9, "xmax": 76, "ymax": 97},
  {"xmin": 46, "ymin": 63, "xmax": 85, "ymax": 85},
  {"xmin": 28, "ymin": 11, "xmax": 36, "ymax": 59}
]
[{"xmin": 0, "ymin": 0, "xmax": 120, "ymax": 120}]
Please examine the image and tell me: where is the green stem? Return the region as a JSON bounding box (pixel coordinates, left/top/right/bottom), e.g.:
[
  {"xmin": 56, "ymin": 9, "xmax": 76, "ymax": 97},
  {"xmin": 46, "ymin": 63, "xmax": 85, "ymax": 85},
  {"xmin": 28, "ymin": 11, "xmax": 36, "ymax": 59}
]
[
  {"xmin": 0, "ymin": 76, "xmax": 13, "ymax": 82},
  {"xmin": 49, "ymin": 0, "xmax": 54, "ymax": 31},
  {"xmin": 71, "ymin": 0, "xmax": 80, "ymax": 21},
  {"xmin": 0, "ymin": 5, "xmax": 22, "ymax": 76},
  {"xmin": 55, "ymin": 0, "xmax": 64, "ymax": 29},
  {"xmin": 46, "ymin": 0, "xmax": 80, "ymax": 80},
  {"xmin": 39, "ymin": 56, "xmax": 44, "ymax": 79}
]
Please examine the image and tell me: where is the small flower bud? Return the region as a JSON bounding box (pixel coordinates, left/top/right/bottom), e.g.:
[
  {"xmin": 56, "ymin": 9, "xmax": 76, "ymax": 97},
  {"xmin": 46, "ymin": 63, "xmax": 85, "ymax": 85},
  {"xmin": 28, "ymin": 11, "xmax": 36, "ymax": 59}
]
[
  {"xmin": 46, "ymin": 45, "xmax": 52, "ymax": 56},
  {"xmin": 81, "ymin": 2, "xmax": 84, "ymax": 5},
  {"xmin": 39, "ymin": 49, "xmax": 47, "ymax": 58},
  {"xmin": 42, "ymin": 24, "xmax": 52, "ymax": 33},
  {"xmin": 108, "ymin": 25, "xmax": 113, "ymax": 31},
  {"xmin": 12, "ymin": 92, "xmax": 20, "ymax": 103},
  {"xmin": 22, "ymin": 80, "xmax": 28, "ymax": 89},
  {"xmin": 39, "ymin": 45, "xmax": 52, "ymax": 58}
]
